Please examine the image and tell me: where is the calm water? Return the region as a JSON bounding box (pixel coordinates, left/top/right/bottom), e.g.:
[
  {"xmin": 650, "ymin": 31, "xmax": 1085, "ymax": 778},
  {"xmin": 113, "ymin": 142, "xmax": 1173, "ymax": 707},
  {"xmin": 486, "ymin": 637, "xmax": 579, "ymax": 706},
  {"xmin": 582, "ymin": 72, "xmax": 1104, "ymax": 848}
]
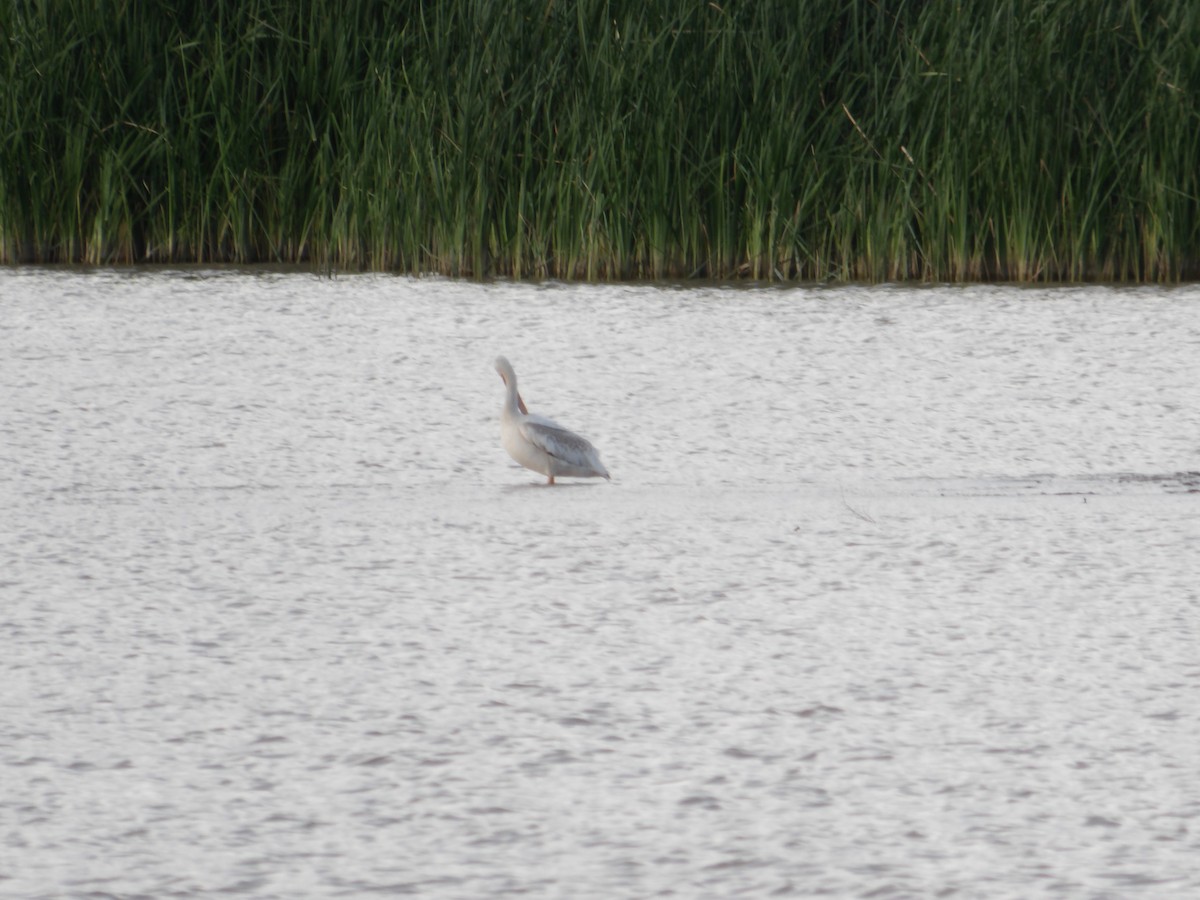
[{"xmin": 2, "ymin": 268, "xmax": 1199, "ymax": 899}]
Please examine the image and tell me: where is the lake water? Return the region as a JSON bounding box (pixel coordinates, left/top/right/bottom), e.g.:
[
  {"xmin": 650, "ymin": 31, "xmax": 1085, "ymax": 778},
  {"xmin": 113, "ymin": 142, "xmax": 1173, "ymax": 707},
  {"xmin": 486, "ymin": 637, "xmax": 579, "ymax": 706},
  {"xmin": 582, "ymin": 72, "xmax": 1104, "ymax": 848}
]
[{"xmin": 2, "ymin": 268, "xmax": 1199, "ymax": 898}]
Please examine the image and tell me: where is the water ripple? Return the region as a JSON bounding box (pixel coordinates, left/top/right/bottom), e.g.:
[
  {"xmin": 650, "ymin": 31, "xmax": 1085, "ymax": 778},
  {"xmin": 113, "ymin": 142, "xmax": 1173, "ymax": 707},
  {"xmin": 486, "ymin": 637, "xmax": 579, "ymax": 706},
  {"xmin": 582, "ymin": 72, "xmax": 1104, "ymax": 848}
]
[{"xmin": 2, "ymin": 270, "xmax": 1199, "ymax": 898}]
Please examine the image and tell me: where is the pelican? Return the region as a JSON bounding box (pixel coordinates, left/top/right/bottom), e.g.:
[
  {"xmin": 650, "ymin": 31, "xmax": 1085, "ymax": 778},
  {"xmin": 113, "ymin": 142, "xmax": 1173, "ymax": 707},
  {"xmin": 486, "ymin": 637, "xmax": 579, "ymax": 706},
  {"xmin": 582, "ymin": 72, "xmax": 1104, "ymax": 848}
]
[{"xmin": 494, "ymin": 356, "xmax": 610, "ymax": 485}]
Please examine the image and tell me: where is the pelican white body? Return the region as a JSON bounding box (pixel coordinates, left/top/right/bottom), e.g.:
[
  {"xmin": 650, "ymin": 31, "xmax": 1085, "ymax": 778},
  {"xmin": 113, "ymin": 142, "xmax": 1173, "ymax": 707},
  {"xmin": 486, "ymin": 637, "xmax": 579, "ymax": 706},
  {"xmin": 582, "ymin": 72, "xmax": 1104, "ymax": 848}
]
[{"xmin": 494, "ymin": 356, "xmax": 610, "ymax": 485}]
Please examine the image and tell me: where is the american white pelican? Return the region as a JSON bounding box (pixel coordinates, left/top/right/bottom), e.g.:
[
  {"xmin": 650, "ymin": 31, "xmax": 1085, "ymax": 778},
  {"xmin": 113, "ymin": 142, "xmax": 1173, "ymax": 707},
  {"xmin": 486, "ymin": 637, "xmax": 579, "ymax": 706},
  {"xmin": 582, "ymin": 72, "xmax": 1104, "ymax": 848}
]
[{"xmin": 494, "ymin": 356, "xmax": 610, "ymax": 485}]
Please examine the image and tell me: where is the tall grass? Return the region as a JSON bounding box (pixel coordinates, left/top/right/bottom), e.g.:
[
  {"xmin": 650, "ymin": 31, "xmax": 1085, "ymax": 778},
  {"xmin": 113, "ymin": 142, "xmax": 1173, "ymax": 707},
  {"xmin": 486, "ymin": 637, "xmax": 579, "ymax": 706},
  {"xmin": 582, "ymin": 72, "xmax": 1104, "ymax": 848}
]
[{"xmin": 2, "ymin": 0, "xmax": 1198, "ymax": 280}]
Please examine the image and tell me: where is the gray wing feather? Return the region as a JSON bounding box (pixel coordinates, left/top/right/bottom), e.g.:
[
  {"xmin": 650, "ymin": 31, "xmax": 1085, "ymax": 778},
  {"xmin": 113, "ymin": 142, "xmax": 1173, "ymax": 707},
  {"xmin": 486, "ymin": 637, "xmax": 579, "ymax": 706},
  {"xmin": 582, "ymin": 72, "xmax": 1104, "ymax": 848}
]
[{"xmin": 521, "ymin": 421, "xmax": 599, "ymax": 467}]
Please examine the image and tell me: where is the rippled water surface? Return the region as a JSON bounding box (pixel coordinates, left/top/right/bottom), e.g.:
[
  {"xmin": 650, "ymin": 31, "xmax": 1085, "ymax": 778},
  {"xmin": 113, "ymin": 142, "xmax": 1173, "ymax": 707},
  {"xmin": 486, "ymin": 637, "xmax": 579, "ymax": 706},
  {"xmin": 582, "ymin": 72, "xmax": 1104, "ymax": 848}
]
[{"xmin": 2, "ymin": 269, "xmax": 1199, "ymax": 898}]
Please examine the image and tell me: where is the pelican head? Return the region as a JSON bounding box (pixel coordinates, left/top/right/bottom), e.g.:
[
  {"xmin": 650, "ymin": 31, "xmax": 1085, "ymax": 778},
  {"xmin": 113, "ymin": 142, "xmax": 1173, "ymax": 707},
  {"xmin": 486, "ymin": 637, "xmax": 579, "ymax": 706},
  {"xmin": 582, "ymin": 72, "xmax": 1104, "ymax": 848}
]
[
  {"xmin": 494, "ymin": 355, "xmax": 528, "ymax": 414},
  {"xmin": 494, "ymin": 355, "xmax": 516, "ymax": 388}
]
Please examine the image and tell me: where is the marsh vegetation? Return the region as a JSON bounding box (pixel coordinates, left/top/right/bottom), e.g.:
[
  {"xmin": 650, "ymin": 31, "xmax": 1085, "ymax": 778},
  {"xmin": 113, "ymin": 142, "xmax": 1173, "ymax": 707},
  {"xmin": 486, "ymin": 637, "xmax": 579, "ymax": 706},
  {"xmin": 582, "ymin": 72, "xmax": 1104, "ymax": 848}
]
[{"xmin": 2, "ymin": 1, "xmax": 1198, "ymax": 280}]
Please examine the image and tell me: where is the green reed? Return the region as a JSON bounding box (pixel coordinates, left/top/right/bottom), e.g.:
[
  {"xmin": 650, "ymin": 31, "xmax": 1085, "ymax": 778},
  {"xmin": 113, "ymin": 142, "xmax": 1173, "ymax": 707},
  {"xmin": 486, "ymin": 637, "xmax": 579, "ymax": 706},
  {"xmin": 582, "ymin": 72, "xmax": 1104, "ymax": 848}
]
[{"xmin": 2, "ymin": 0, "xmax": 1198, "ymax": 280}]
